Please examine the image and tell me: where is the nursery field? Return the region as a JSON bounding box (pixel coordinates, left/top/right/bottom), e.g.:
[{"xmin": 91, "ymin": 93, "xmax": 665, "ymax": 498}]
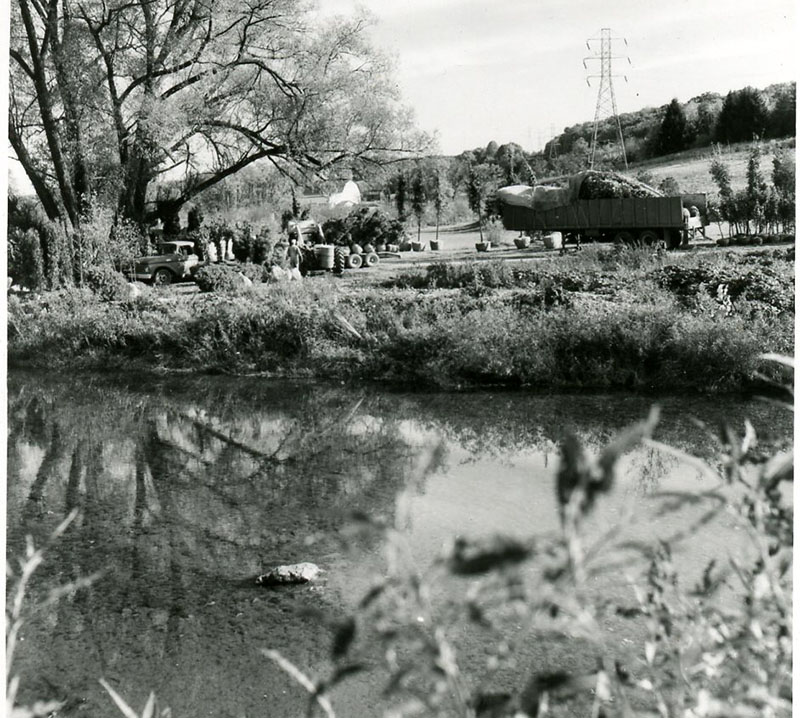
[{"xmin": 624, "ymin": 139, "xmax": 796, "ymax": 194}]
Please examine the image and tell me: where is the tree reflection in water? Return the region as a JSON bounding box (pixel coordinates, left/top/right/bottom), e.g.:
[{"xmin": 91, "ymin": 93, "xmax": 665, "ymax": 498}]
[
  {"xmin": 7, "ymin": 374, "xmax": 450, "ymax": 716},
  {"xmin": 6, "ymin": 372, "xmax": 792, "ymax": 717}
]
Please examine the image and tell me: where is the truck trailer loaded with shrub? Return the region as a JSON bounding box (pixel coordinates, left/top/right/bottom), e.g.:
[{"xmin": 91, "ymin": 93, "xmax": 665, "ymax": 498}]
[{"xmin": 498, "ymin": 170, "xmax": 707, "ymax": 249}]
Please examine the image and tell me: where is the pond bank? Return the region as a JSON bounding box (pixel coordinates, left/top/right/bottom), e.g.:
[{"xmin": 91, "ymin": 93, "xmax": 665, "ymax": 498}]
[{"xmin": 8, "ymin": 246, "xmax": 794, "ymax": 393}]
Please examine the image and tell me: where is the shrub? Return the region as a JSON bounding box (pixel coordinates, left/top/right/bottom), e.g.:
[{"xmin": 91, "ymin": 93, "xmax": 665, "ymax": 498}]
[
  {"xmin": 651, "ymin": 262, "xmax": 793, "ymax": 312},
  {"xmin": 8, "ymin": 194, "xmax": 72, "ymax": 289},
  {"xmin": 110, "ymin": 218, "xmax": 149, "ymax": 274},
  {"xmin": 232, "ymin": 221, "xmax": 276, "ymax": 265},
  {"xmin": 187, "ymin": 205, "xmax": 204, "ymax": 232},
  {"xmin": 8, "ymin": 228, "xmax": 45, "ymax": 291},
  {"xmin": 322, "ymin": 207, "xmax": 407, "ymax": 247},
  {"xmin": 193, "ymin": 264, "xmax": 258, "ymax": 293},
  {"xmin": 84, "ymin": 266, "xmax": 130, "ymax": 302},
  {"xmin": 238, "ymin": 262, "xmax": 268, "ymax": 284}
]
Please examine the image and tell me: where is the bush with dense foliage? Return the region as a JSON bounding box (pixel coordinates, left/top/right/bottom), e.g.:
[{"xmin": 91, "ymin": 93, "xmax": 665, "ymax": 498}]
[
  {"xmin": 193, "ymin": 263, "xmax": 265, "ymax": 293},
  {"xmin": 83, "ymin": 266, "xmax": 131, "ymax": 302},
  {"xmin": 651, "ymin": 255, "xmax": 794, "ymax": 313},
  {"xmin": 322, "ymin": 207, "xmax": 407, "ymax": 247},
  {"xmin": 7, "ymin": 194, "xmax": 72, "ymax": 290},
  {"xmin": 8, "ymin": 228, "xmax": 46, "ymax": 291},
  {"xmin": 231, "ymin": 221, "xmax": 278, "ymax": 265},
  {"xmin": 9, "ymin": 246, "xmax": 793, "ymax": 394}
]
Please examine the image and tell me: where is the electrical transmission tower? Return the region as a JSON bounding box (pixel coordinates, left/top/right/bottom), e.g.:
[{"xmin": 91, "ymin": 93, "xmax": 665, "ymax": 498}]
[
  {"xmin": 548, "ymin": 123, "xmax": 559, "ymax": 161},
  {"xmin": 583, "ymin": 28, "xmax": 631, "ymax": 169}
]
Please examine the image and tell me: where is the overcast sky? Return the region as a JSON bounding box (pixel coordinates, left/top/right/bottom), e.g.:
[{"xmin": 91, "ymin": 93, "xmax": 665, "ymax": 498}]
[{"xmin": 323, "ymin": 0, "xmax": 797, "ymax": 154}]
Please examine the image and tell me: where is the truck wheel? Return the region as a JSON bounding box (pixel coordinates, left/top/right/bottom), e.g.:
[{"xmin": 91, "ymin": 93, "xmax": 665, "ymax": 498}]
[
  {"xmin": 363, "ymin": 252, "xmax": 379, "ymax": 267},
  {"xmin": 638, "ymin": 230, "xmax": 660, "ymax": 246},
  {"xmin": 346, "ymin": 253, "xmax": 363, "ymax": 269},
  {"xmin": 613, "ymin": 231, "xmax": 635, "ymax": 244},
  {"xmin": 153, "ymin": 268, "xmax": 173, "ymax": 286}
]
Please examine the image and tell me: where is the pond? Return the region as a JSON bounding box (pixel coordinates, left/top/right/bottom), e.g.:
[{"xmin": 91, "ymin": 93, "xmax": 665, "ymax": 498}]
[{"xmin": 7, "ymin": 372, "xmax": 792, "ymax": 717}]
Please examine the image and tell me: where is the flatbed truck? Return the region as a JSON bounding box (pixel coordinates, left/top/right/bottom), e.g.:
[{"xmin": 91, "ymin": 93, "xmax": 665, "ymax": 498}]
[{"xmin": 499, "ymin": 191, "xmax": 707, "ymax": 249}]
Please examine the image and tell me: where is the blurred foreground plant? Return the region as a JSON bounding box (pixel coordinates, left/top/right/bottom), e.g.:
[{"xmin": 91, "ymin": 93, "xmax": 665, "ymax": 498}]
[
  {"xmin": 6, "ymin": 511, "xmax": 100, "ymax": 718},
  {"xmin": 5, "ymin": 510, "xmax": 172, "ymax": 718},
  {"xmin": 265, "ymin": 357, "xmax": 792, "ymax": 717}
]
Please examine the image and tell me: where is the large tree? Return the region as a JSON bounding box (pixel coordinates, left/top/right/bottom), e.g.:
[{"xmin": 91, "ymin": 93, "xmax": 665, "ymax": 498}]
[
  {"xmin": 657, "ymin": 98, "xmax": 688, "ymax": 155},
  {"xmin": 9, "ymin": 0, "xmax": 428, "ymax": 228},
  {"xmin": 715, "ymin": 87, "xmax": 768, "ymax": 144}
]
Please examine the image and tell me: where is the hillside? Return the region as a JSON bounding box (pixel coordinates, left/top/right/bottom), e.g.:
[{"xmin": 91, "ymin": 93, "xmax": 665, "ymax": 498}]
[
  {"xmin": 545, "ymin": 81, "xmax": 796, "ymax": 165},
  {"xmin": 624, "ymin": 138, "xmax": 796, "ymax": 195}
]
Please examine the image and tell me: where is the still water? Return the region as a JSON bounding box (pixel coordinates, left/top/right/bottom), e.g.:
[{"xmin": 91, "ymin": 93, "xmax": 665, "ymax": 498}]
[{"xmin": 7, "ymin": 372, "xmax": 791, "ymax": 717}]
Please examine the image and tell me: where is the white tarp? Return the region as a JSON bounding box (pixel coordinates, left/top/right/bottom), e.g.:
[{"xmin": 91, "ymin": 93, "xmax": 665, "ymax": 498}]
[
  {"xmin": 497, "ymin": 184, "xmax": 571, "ymax": 210},
  {"xmin": 329, "ymin": 180, "xmax": 362, "ymax": 209},
  {"xmin": 496, "ymin": 185, "xmax": 536, "ymax": 207}
]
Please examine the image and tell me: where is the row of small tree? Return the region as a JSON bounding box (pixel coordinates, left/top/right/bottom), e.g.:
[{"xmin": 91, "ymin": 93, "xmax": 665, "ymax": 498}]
[
  {"xmin": 389, "ymin": 146, "xmax": 531, "ymax": 239},
  {"xmin": 7, "ymin": 194, "xmax": 151, "ymax": 291},
  {"xmin": 708, "ymin": 141, "xmax": 795, "ymax": 236},
  {"xmin": 391, "ymin": 161, "xmax": 453, "ymax": 241}
]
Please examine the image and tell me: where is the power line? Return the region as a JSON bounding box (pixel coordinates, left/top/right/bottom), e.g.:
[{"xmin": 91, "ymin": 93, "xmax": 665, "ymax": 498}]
[{"xmin": 583, "ymin": 28, "xmax": 631, "ymax": 169}]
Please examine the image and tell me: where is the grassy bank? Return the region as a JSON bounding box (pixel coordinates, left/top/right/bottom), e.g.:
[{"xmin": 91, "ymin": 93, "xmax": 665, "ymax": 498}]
[{"xmin": 8, "ymin": 245, "xmax": 794, "ymax": 393}]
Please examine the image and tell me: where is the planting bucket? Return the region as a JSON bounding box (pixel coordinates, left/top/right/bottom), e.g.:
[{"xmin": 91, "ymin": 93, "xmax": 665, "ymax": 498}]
[
  {"xmin": 543, "ymin": 232, "xmax": 562, "ymax": 249},
  {"xmin": 314, "ymin": 244, "xmax": 335, "ymax": 269}
]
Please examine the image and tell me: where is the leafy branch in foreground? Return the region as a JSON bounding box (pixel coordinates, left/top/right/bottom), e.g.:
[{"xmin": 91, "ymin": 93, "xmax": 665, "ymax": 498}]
[
  {"xmin": 264, "ymin": 360, "xmax": 792, "ymax": 717},
  {"xmin": 5, "ymin": 509, "xmax": 173, "ymax": 718},
  {"xmin": 6, "ymin": 510, "xmax": 102, "ymax": 718}
]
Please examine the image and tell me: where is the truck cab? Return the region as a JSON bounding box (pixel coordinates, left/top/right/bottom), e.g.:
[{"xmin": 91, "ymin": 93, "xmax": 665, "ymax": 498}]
[{"xmin": 134, "ymin": 240, "xmax": 199, "ymax": 285}]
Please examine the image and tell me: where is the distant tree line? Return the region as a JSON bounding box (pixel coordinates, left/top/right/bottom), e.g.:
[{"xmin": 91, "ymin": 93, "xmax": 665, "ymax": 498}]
[{"xmin": 546, "ymin": 82, "xmax": 795, "ymax": 166}]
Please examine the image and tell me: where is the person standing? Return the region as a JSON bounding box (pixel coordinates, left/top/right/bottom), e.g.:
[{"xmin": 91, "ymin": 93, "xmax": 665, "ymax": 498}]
[{"xmin": 286, "ymin": 236, "xmax": 302, "ymax": 280}]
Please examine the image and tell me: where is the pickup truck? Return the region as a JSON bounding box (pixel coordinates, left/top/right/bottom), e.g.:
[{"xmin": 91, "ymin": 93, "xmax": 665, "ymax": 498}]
[{"xmin": 133, "ymin": 240, "xmax": 199, "ymax": 285}]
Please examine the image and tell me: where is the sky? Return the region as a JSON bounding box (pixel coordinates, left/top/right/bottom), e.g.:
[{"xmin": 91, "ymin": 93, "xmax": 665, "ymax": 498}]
[
  {"xmin": 321, "ymin": 0, "xmax": 797, "ymax": 154},
  {"xmin": 5, "ymin": 0, "xmax": 797, "ymax": 194}
]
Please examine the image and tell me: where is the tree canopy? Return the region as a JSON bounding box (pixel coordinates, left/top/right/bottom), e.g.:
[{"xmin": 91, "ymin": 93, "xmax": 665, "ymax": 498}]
[
  {"xmin": 9, "ymin": 0, "xmax": 429, "ymax": 227},
  {"xmin": 715, "ymin": 87, "xmax": 769, "ymax": 144},
  {"xmin": 658, "ymin": 99, "xmax": 688, "ymax": 155}
]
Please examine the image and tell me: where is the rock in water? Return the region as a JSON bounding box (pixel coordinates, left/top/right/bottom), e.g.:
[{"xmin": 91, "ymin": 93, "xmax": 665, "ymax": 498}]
[{"xmin": 256, "ymin": 562, "xmax": 322, "ymax": 586}]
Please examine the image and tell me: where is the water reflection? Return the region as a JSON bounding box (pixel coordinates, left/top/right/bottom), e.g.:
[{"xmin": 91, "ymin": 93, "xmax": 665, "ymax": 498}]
[{"xmin": 6, "ymin": 372, "xmax": 791, "ymax": 717}]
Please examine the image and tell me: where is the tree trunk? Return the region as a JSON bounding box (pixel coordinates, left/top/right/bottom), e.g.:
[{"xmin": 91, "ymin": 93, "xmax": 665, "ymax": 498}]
[
  {"xmin": 8, "ymin": 118, "xmax": 62, "ymax": 221},
  {"xmin": 18, "ymin": 0, "xmax": 80, "ymax": 229}
]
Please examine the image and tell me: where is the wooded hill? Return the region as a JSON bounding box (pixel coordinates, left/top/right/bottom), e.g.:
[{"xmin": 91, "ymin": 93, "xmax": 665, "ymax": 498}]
[{"xmin": 543, "ymin": 82, "xmax": 795, "ymax": 166}]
